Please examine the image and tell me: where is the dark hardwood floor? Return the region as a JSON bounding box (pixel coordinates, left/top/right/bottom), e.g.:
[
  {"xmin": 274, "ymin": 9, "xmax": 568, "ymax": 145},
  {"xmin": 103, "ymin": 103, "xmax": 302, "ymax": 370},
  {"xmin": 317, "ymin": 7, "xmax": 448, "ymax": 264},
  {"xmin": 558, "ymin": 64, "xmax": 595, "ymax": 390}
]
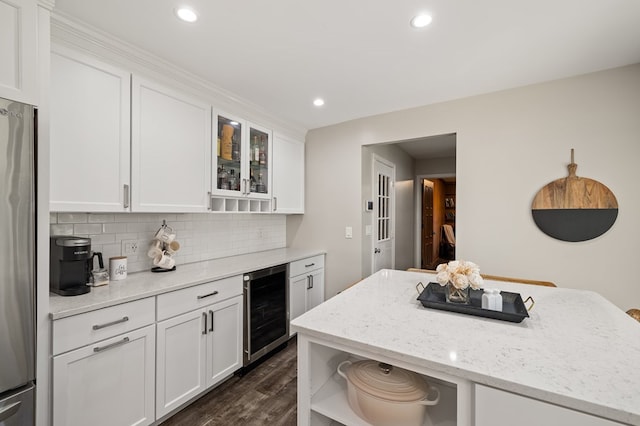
[{"xmin": 161, "ymin": 338, "xmax": 297, "ymax": 426}]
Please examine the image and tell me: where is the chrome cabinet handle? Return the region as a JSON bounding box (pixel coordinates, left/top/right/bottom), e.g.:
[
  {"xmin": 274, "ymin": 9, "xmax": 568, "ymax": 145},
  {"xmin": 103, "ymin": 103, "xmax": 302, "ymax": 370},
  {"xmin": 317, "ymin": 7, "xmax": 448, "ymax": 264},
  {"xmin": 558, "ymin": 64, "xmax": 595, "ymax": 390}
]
[
  {"xmin": 197, "ymin": 290, "xmax": 219, "ymax": 300},
  {"xmin": 273, "ymin": 196, "xmax": 278, "ymax": 211},
  {"xmin": 123, "ymin": 184, "xmax": 130, "ymax": 208},
  {"xmin": 207, "ymin": 191, "xmax": 212, "ymax": 210},
  {"xmin": 209, "ymin": 310, "xmax": 214, "ymax": 332},
  {"xmin": 93, "ymin": 316, "xmax": 129, "ymax": 330},
  {"xmin": 94, "ymin": 337, "xmax": 130, "ymax": 353},
  {"xmin": 202, "ymin": 312, "xmax": 207, "ymax": 335}
]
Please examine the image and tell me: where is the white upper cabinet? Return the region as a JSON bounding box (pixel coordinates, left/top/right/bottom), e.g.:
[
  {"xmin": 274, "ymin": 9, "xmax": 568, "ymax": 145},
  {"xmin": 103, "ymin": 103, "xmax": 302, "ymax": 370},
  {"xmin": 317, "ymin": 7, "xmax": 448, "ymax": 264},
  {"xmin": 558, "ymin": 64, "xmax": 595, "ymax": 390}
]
[
  {"xmin": 272, "ymin": 134, "xmax": 304, "ymax": 213},
  {"xmin": 131, "ymin": 76, "xmax": 211, "ymax": 212},
  {"xmin": 50, "ymin": 46, "xmax": 131, "ymax": 212},
  {"xmin": 0, "ymin": 0, "xmax": 37, "ymax": 104},
  {"xmin": 213, "ymin": 113, "xmax": 272, "ymax": 200}
]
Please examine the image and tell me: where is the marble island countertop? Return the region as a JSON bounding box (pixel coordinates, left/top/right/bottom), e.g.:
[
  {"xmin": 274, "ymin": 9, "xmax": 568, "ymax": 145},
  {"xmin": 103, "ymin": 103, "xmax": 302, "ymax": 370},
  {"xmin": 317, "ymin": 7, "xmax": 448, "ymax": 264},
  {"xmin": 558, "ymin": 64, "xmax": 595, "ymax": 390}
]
[
  {"xmin": 291, "ymin": 269, "xmax": 640, "ymax": 425},
  {"xmin": 50, "ymin": 247, "xmax": 325, "ymax": 319}
]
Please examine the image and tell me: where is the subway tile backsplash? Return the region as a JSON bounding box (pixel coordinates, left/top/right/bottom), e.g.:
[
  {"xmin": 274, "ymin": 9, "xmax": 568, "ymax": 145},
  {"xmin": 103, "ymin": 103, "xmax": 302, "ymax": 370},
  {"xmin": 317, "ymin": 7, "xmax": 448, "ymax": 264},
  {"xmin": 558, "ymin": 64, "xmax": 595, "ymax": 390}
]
[{"xmin": 50, "ymin": 213, "xmax": 286, "ymax": 273}]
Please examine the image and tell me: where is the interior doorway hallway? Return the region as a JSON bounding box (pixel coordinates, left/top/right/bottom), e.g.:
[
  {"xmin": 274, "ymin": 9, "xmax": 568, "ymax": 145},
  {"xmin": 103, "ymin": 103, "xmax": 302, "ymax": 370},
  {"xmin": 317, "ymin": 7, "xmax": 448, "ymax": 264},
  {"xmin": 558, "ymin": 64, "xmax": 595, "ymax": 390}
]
[{"xmin": 415, "ymin": 175, "xmax": 456, "ymax": 270}]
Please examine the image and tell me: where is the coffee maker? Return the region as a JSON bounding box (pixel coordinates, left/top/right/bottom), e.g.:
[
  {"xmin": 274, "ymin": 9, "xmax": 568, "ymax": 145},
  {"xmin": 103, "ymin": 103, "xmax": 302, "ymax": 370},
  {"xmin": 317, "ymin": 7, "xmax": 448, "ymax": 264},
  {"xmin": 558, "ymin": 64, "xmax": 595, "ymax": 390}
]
[{"xmin": 50, "ymin": 236, "xmax": 92, "ymax": 296}]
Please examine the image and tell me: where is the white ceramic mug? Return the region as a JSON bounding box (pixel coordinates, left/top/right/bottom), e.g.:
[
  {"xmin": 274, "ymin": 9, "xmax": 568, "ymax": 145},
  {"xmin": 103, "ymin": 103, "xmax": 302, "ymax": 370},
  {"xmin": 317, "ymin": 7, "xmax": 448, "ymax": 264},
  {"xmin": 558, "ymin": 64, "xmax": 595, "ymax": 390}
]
[
  {"xmin": 153, "ymin": 251, "xmax": 175, "ymax": 269},
  {"xmin": 109, "ymin": 256, "xmax": 127, "ymax": 281},
  {"xmin": 166, "ymin": 240, "xmax": 180, "ymax": 255},
  {"xmin": 154, "ymin": 226, "xmax": 176, "ymax": 244},
  {"xmin": 147, "ymin": 240, "xmax": 163, "ymax": 258}
]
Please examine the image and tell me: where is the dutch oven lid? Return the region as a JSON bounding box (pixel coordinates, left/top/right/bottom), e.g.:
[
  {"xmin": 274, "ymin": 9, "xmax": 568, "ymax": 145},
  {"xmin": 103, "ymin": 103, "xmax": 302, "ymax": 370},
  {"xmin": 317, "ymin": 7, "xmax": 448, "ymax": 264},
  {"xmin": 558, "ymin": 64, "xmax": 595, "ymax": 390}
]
[{"xmin": 345, "ymin": 360, "xmax": 429, "ymax": 402}]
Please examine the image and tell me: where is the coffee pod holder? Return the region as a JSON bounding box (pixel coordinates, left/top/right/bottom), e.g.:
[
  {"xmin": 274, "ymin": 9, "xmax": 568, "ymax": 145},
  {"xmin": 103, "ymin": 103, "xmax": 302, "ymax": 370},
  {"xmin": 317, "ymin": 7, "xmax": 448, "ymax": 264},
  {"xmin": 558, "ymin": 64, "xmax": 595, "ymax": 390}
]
[{"xmin": 149, "ymin": 220, "xmax": 178, "ymax": 272}]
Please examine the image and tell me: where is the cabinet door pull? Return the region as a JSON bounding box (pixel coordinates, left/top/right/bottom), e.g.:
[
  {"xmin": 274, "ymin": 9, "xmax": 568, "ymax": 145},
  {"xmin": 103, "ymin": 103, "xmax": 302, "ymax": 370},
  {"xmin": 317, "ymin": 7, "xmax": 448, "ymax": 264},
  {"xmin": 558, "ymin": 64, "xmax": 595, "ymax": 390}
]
[
  {"xmin": 93, "ymin": 337, "xmax": 130, "ymax": 353},
  {"xmin": 197, "ymin": 290, "xmax": 219, "ymax": 300},
  {"xmin": 273, "ymin": 196, "xmax": 278, "ymax": 211},
  {"xmin": 209, "ymin": 310, "xmax": 214, "ymax": 332},
  {"xmin": 310, "ymin": 274, "xmax": 314, "ymax": 289},
  {"xmin": 202, "ymin": 312, "xmax": 208, "ymax": 335},
  {"xmin": 305, "ymin": 263, "xmax": 315, "ymax": 268},
  {"xmin": 207, "ymin": 191, "xmax": 212, "ymax": 210},
  {"xmin": 307, "ymin": 275, "xmax": 312, "ymax": 290},
  {"xmin": 92, "ymin": 316, "xmax": 129, "ymax": 330},
  {"xmin": 123, "ymin": 184, "xmax": 130, "ymax": 208}
]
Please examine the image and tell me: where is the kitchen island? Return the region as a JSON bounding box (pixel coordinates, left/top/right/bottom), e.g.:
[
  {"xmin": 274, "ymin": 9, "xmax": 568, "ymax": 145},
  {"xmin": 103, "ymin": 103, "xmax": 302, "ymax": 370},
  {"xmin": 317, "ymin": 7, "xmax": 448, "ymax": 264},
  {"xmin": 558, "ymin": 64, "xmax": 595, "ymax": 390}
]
[{"xmin": 291, "ymin": 269, "xmax": 640, "ymax": 426}]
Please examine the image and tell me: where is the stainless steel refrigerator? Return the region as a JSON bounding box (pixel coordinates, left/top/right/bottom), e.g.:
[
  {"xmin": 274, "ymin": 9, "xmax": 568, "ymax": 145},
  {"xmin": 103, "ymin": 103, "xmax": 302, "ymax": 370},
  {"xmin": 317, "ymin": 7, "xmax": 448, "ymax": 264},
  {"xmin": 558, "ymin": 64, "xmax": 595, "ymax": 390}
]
[{"xmin": 0, "ymin": 97, "xmax": 35, "ymax": 425}]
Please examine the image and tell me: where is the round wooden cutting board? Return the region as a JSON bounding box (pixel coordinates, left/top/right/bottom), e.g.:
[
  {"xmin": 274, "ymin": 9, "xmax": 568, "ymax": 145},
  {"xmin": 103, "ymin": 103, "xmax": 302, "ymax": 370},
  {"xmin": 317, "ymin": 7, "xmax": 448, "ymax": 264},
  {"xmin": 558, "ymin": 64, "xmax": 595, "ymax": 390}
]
[{"xmin": 531, "ymin": 151, "xmax": 618, "ymax": 242}]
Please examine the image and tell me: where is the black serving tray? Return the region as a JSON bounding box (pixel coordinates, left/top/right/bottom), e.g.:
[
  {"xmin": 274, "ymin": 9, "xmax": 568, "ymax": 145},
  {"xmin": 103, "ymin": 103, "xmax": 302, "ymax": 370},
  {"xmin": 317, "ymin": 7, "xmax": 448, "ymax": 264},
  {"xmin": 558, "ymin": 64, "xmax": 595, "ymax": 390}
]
[{"xmin": 417, "ymin": 282, "xmax": 531, "ymax": 323}]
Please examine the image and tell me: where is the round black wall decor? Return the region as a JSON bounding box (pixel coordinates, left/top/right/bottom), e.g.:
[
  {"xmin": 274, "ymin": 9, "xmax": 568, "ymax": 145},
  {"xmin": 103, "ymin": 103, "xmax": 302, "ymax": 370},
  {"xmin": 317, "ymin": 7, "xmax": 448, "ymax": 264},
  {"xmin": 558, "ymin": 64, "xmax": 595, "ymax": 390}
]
[{"xmin": 531, "ymin": 150, "xmax": 618, "ymax": 242}]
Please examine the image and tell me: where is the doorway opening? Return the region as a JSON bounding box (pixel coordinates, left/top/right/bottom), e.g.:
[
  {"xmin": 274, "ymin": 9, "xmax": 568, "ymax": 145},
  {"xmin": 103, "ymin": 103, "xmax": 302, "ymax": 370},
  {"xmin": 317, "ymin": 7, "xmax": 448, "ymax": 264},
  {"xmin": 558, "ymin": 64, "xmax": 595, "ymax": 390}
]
[{"xmin": 419, "ymin": 177, "xmax": 456, "ymax": 270}]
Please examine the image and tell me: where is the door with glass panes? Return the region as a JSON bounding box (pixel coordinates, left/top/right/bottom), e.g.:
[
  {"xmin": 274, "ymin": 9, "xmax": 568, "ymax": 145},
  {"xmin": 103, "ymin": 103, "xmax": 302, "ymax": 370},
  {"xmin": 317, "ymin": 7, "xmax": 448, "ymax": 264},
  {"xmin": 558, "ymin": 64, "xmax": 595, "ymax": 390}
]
[{"xmin": 372, "ymin": 155, "xmax": 395, "ymax": 273}]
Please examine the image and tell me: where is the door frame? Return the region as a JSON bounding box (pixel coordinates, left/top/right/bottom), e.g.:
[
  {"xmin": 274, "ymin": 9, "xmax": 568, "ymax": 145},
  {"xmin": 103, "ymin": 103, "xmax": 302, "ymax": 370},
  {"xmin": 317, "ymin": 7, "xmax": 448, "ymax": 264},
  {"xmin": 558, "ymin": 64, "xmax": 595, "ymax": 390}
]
[
  {"xmin": 413, "ymin": 173, "xmax": 455, "ymax": 269},
  {"xmin": 371, "ymin": 154, "xmax": 396, "ymax": 275}
]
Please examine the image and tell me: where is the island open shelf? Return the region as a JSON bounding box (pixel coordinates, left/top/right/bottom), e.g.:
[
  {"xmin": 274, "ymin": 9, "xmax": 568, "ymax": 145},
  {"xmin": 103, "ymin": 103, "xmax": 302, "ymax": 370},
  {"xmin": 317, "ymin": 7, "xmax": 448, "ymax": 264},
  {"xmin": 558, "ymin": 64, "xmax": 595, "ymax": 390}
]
[{"xmin": 301, "ymin": 337, "xmax": 467, "ymax": 426}]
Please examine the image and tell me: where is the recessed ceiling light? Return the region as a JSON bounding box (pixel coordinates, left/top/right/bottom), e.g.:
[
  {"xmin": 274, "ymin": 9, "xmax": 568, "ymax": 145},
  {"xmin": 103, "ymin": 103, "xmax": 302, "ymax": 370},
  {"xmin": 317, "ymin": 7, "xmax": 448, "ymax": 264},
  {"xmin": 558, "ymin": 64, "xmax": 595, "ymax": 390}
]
[
  {"xmin": 175, "ymin": 7, "xmax": 198, "ymax": 23},
  {"xmin": 313, "ymin": 98, "xmax": 325, "ymax": 107},
  {"xmin": 410, "ymin": 13, "xmax": 432, "ymax": 29}
]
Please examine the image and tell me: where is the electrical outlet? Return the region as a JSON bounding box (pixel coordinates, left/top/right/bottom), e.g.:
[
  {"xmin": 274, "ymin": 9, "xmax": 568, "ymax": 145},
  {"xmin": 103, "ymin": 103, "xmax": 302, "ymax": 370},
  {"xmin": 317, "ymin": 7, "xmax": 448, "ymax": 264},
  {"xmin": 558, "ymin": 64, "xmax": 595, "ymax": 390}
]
[{"xmin": 122, "ymin": 239, "xmax": 138, "ymax": 255}]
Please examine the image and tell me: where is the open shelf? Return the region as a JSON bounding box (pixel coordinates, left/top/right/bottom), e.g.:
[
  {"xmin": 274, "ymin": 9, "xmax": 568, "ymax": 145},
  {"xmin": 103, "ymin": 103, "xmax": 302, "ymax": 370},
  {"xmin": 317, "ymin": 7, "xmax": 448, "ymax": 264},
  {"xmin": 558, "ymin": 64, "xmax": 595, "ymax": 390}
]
[
  {"xmin": 210, "ymin": 196, "xmax": 271, "ymax": 213},
  {"xmin": 307, "ymin": 346, "xmax": 458, "ymax": 426}
]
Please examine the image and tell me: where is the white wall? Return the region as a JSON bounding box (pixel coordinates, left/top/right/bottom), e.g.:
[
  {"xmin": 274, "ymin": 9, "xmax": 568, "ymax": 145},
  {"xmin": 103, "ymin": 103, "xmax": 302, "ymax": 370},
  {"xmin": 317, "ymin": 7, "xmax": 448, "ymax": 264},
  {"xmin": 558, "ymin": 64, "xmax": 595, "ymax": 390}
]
[
  {"xmin": 360, "ymin": 144, "xmax": 415, "ymax": 276},
  {"xmin": 416, "ymin": 156, "xmax": 456, "ymax": 176},
  {"xmin": 289, "ymin": 64, "xmax": 640, "ymax": 310}
]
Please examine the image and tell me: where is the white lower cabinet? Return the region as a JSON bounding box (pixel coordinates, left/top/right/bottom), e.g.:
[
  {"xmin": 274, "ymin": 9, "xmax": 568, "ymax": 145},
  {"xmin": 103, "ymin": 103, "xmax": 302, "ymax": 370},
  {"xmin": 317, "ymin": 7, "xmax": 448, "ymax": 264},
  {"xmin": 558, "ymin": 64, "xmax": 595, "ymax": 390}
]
[
  {"xmin": 474, "ymin": 385, "xmax": 625, "ymax": 426},
  {"xmin": 289, "ymin": 255, "xmax": 325, "ymax": 336},
  {"xmin": 156, "ymin": 294, "xmax": 243, "ymax": 419},
  {"xmin": 52, "ymin": 325, "xmax": 156, "ymax": 426}
]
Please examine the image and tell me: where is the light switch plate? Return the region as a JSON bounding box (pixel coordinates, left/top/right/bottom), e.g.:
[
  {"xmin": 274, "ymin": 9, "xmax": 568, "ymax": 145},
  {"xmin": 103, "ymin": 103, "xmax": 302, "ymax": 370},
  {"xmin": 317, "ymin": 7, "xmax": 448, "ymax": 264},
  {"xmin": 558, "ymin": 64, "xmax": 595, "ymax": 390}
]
[
  {"xmin": 365, "ymin": 225, "xmax": 372, "ymax": 236},
  {"xmin": 345, "ymin": 226, "xmax": 353, "ymax": 239}
]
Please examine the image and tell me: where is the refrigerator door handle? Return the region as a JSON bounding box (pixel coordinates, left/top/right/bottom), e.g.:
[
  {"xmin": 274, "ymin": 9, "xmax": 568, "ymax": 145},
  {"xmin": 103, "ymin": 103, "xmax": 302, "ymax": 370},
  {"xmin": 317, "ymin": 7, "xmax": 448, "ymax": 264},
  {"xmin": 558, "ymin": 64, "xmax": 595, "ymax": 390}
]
[{"xmin": 0, "ymin": 401, "xmax": 21, "ymax": 422}]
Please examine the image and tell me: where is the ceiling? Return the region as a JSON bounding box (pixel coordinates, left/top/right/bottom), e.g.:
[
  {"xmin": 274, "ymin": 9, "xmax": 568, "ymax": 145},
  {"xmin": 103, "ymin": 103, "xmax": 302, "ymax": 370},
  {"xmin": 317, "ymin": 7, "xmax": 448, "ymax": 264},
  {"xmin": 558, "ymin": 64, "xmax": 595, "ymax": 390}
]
[{"xmin": 53, "ymin": 0, "xmax": 640, "ymax": 131}]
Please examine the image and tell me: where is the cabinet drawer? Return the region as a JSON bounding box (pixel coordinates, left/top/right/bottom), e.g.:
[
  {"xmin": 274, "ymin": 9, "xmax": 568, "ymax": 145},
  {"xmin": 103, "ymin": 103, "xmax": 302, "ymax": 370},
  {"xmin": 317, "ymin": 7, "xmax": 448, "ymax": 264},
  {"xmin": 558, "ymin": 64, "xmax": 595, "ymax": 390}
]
[
  {"xmin": 53, "ymin": 297, "xmax": 155, "ymax": 355},
  {"xmin": 157, "ymin": 275, "xmax": 243, "ymax": 321},
  {"xmin": 289, "ymin": 255, "xmax": 324, "ymax": 277}
]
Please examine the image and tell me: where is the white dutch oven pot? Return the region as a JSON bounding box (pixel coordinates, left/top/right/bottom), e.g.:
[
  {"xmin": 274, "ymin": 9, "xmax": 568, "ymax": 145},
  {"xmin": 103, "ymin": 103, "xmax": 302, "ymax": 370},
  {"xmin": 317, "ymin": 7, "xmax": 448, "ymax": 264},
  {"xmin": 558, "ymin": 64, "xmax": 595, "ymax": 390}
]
[{"xmin": 337, "ymin": 360, "xmax": 440, "ymax": 426}]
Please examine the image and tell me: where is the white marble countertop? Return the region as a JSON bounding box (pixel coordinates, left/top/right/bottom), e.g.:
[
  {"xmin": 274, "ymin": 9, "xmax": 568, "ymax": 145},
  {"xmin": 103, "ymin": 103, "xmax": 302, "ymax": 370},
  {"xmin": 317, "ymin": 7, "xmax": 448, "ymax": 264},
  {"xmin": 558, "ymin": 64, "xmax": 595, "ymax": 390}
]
[
  {"xmin": 50, "ymin": 247, "xmax": 325, "ymax": 320},
  {"xmin": 291, "ymin": 269, "xmax": 640, "ymax": 425}
]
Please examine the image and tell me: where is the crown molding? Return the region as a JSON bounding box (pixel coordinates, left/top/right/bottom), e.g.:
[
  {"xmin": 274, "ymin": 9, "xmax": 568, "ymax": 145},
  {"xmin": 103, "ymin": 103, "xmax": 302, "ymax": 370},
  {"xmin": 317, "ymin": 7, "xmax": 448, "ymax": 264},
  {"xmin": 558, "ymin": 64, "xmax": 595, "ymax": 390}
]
[
  {"xmin": 38, "ymin": 0, "xmax": 55, "ymax": 11},
  {"xmin": 50, "ymin": 11, "xmax": 307, "ymax": 140}
]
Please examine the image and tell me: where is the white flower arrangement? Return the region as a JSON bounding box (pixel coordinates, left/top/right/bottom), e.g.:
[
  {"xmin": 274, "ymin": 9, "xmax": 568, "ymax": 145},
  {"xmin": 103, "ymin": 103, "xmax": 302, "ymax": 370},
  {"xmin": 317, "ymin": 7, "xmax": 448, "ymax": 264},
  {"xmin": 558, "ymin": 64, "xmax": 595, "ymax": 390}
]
[{"xmin": 436, "ymin": 260, "xmax": 484, "ymax": 290}]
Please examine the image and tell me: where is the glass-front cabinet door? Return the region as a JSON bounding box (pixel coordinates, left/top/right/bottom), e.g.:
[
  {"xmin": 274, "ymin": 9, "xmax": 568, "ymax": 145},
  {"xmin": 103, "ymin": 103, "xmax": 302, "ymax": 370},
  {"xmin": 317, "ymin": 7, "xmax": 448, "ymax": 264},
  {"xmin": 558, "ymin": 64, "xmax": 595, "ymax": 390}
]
[
  {"xmin": 215, "ymin": 114, "xmax": 243, "ymax": 194},
  {"xmin": 212, "ymin": 113, "xmax": 271, "ymax": 202},
  {"xmin": 247, "ymin": 124, "xmax": 271, "ymax": 198}
]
